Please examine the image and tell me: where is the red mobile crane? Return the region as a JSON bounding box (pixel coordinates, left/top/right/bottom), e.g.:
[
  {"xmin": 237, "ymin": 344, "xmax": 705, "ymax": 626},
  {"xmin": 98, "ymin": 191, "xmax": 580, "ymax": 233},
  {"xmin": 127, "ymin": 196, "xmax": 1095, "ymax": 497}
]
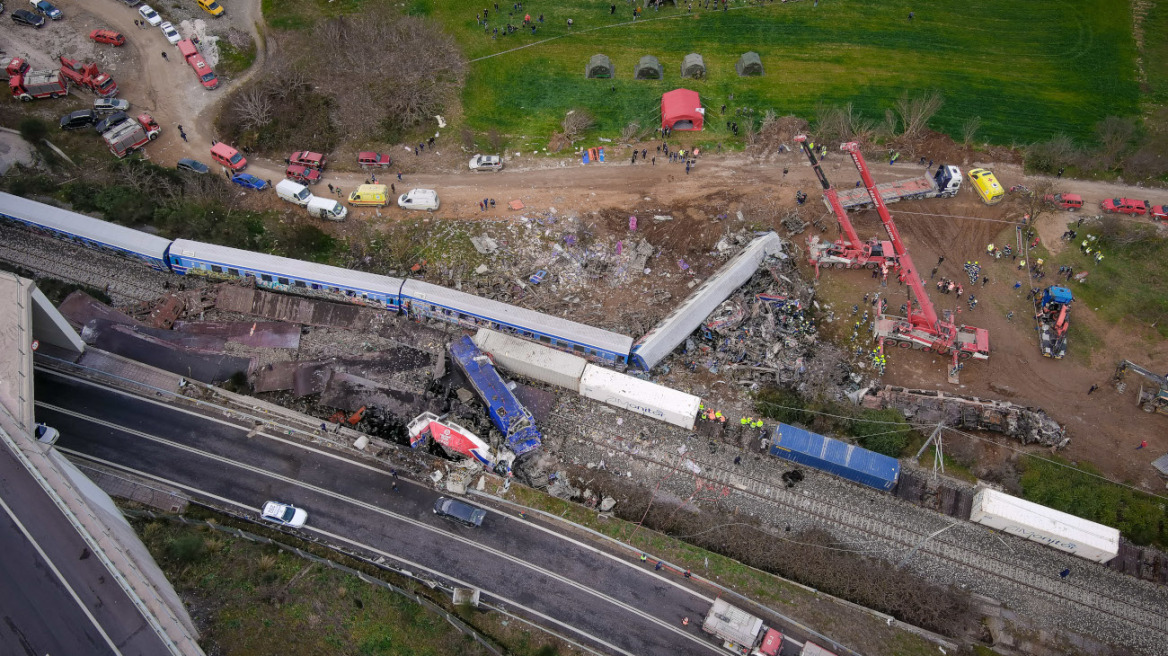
[
  {"xmin": 794, "ymin": 135, "xmax": 898, "ymax": 277},
  {"xmin": 840, "ymin": 142, "xmax": 990, "ymax": 369}
]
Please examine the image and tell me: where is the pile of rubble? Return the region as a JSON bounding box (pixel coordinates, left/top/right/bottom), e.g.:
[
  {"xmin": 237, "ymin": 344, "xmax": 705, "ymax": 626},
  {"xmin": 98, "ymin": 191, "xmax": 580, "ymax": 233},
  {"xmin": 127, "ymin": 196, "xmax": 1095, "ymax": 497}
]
[
  {"xmin": 665, "ymin": 250, "xmax": 856, "ymax": 401},
  {"xmin": 861, "ymin": 386, "xmax": 1068, "ymax": 448}
]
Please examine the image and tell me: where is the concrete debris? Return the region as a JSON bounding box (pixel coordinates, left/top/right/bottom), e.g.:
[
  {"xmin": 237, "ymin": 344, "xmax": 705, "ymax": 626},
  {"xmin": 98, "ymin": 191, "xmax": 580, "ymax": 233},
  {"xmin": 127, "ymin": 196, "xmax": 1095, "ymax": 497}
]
[
  {"xmin": 599, "ymin": 496, "xmax": 616, "ymax": 512},
  {"xmin": 470, "ymin": 236, "xmax": 498, "ymax": 254},
  {"xmin": 862, "ymin": 386, "xmax": 1069, "ymax": 448},
  {"xmin": 653, "ymin": 215, "xmax": 674, "ymax": 222}
]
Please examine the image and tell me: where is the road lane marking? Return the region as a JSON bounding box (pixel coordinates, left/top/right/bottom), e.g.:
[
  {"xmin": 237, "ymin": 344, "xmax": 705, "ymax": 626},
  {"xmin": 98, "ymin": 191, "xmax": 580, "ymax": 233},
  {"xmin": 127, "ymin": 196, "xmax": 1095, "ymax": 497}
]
[
  {"xmin": 51, "ymin": 417, "xmax": 721, "ymax": 655},
  {"xmin": 0, "ymin": 493, "xmax": 124, "ymax": 656},
  {"xmin": 37, "ymin": 377, "xmax": 717, "ymax": 599}
]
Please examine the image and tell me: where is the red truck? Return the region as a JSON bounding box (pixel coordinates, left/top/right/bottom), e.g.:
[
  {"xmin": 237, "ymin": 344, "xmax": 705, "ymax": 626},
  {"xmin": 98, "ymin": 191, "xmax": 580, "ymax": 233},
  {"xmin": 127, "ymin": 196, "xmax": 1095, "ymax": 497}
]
[
  {"xmin": 58, "ymin": 57, "xmax": 118, "ymax": 97},
  {"xmin": 103, "ymin": 113, "xmax": 161, "ymax": 158},
  {"xmin": 177, "ymin": 39, "xmax": 218, "ymax": 90},
  {"xmin": 1101, "ymin": 197, "xmax": 1148, "ymax": 215},
  {"xmin": 7, "ymin": 58, "xmax": 69, "ymax": 101}
]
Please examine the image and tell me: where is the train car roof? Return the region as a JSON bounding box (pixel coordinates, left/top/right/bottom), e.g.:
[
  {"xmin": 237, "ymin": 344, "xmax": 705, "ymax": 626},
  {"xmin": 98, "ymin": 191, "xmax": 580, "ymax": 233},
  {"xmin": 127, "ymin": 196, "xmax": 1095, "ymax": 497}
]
[
  {"xmin": 170, "ymin": 239, "xmax": 405, "ymax": 295},
  {"xmin": 0, "ymin": 192, "xmax": 172, "ymax": 259},
  {"xmin": 402, "ymin": 279, "xmax": 633, "ymax": 354}
]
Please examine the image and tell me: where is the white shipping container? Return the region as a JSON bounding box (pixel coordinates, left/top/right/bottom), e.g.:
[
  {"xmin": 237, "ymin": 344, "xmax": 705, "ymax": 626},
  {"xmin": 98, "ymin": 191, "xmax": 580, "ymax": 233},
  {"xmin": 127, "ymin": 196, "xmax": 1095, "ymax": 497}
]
[
  {"xmin": 579, "ymin": 364, "xmax": 700, "ymax": 430},
  {"xmin": 970, "ymin": 488, "xmax": 1120, "ymax": 563},
  {"xmin": 472, "ymin": 328, "xmax": 586, "ymax": 391}
]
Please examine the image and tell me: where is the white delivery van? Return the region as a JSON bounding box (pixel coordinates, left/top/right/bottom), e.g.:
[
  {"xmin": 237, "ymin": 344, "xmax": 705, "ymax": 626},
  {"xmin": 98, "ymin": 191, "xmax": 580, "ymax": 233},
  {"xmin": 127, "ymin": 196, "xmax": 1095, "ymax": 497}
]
[
  {"xmin": 398, "ymin": 188, "xmax": 440, "ymax": 211},
  {"xmin": 276, "ymin": 179, "xmax": 312, "ymax": 207},
  {"xmin": 307, "ymin": 195, "xmax": 347, "ymax": 221}
]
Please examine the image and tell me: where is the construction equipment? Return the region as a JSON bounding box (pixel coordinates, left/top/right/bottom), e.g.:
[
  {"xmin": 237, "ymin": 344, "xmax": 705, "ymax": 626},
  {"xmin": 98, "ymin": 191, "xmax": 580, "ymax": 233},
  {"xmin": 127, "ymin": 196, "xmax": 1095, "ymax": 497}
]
[
  {"xmin": 6, "ymin": 57, "xmax": 69, "ymax": 101},
  {"xmin": 842, "ymin": 142, "xmax": 990, "ymax": 369},
  {"xmin": 1114, "ymin": 361, "xmax": 1168, "ymax": 415},
  {"xmin": 794, "ymin": 135, "xmax": 897, "ymax": 276},
  {"xmin": 58, "ymin": 56, "xmax": 118, "ymax": 97},
  {"xmin": 1037, "ymin": 286, "xmax": 1072, "ymax": 358}
]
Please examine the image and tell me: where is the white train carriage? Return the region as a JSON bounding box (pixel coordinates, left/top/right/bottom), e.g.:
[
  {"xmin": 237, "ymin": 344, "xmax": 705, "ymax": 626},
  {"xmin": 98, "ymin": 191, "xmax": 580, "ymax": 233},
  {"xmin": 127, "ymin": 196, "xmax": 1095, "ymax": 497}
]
[
  {"xmin": 0, "ymin": 191, "xmax": 172, "ymax": 270},
  {"xmin": 401, "ymin": 280, "xmax": 633, "ymax": 365},
  {"xmin": 168, "ymin": 239, "xmax": 406, "ymax": 310}
]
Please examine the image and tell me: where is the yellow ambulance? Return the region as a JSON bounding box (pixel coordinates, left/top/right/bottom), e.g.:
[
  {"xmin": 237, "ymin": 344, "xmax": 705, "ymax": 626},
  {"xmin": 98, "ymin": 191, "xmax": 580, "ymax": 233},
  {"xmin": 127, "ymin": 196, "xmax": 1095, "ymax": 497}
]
[
  {"xmin": 347, "ymin": 184, "xmax": 389, "ymax": 207},
  {"xmin": 967, "ymin": 168, "xmax": 1004, "ymax": 205}
]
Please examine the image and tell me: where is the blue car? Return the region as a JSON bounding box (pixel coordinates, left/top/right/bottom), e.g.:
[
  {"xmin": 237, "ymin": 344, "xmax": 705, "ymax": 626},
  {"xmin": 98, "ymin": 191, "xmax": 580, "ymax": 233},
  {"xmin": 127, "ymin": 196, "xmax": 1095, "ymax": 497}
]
[
  {"xmin": 30, "ymin": 0, "xmax": 63, "ymax": 20},
  {"xmin": 231, "ymin": 173, "xmax": 269, "ymax": 190}
]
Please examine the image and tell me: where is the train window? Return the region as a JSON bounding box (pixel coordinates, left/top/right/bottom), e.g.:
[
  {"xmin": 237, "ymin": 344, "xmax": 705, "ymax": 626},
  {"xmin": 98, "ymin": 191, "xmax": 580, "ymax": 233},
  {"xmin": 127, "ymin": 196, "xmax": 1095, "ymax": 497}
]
[
  {"xmin": 228, "ymin": 268, "xmax": 239, "ymax": 276},
  {"xmin": 539, "ymin": 335, "xmax": 551, "ymax": 344},
  {"xmin": 261, "ymin": 274, "xmax": 273, "ymax": 282},
  {"xmin": 574, "ymin": 345, "xmax": 586, "ymax": 353},
  {"xmin": 244, "ymin": 272, "xmax": 255, "ymax": 278},
  {"xmin": 294, "ymin": 280, "xmax": 307, "ymax": 288},
  {"xmin": 278, "ymin": 277, "xmax": 290, "ymax": 285},
  {"xmin": 171, "ymin": 257, "xmax": 180, "ymax": 264},
  {"xmin": 211, "ymin": 265, "xmax": 223, "ymax": 273},
  {"xmin": 310, "ymin": 283, "xmax": 320, "ymax": 290}
]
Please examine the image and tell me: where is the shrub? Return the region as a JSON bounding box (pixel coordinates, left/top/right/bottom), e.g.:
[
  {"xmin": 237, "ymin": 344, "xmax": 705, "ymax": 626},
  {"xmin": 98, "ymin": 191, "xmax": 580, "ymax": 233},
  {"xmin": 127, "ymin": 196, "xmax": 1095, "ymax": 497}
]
[
  {"xmin": 165, "ymin": 534, "xmax": 206, "ymax": 564},
  {"xmin": 18, "ymin": 117, "xmax": 49, "ymax": 145}
]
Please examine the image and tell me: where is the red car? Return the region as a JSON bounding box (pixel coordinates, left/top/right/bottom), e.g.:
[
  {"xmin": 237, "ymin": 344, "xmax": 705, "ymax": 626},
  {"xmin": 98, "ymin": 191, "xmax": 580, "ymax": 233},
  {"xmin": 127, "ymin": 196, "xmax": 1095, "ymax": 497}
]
[
  {"xmin": 90, "ymin": 29, "xmax": 126, "ymax": 46},
  {"xmin": 1100, "ymin": 197, "xmax": 1148, "ymax": 215},
  {"xmin": 358, "ymin": 151, "xmax": 392, "ymax": 169},
  {"xmin": 1151, "ymin": 205, "xmax": 1167, "ymax": 222},
  {"xmin": 289, "ymin": 150, "xmax": 326, "ymax": 170},
  {"xmin": 285, "ymin": 164, "xmax": 321, "ymax": 184},
  {"xmin": 1043, "ymin": 193, "xmax": 1083, "ymax": 211}
]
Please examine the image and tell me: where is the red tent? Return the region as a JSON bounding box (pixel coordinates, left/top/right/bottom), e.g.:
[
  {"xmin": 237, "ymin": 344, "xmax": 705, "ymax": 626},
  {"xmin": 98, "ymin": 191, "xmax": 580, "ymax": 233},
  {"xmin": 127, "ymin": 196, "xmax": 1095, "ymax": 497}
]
[{"xmin": 661, "ymin": 88, "xmax": 703, "ymax": 131}]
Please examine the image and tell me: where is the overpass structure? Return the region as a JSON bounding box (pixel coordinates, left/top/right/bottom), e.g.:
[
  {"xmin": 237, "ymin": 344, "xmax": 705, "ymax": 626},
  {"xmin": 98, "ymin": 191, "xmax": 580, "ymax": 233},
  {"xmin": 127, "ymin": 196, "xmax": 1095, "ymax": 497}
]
[{"xmin": 0, "ymin": 272, "xmax": 203, "ymax": 655}]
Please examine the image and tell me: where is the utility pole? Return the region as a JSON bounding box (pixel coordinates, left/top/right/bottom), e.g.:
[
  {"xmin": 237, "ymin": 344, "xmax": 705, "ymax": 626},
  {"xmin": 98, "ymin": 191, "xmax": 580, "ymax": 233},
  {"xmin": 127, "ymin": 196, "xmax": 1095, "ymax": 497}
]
[{"xmin": 912, "ymin": 423, "xmax": 945, "ymax": 481}]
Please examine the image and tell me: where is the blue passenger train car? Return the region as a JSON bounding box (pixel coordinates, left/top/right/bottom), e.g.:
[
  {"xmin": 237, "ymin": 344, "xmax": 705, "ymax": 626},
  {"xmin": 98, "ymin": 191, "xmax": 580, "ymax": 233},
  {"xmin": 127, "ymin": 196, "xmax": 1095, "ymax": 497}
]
[
  {"xmin": 768, "ymin": 423, "xmax": 900, "ymax": 491},
  {"xmin": 449, "ymin": 336, "xmax": 542, "ymax": 457}
]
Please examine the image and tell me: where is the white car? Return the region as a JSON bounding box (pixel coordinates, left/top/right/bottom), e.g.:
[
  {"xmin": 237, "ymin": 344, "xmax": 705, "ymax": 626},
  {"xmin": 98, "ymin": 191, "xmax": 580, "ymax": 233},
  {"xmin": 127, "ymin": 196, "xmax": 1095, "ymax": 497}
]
[
  {"xmin": 469, "ymin": 154, "xmax": 503, "ymax": 171},
  {"xmin": 34, "ymin": 423, "xmax": 60, "ymax": 445},
  {"xmin": 261, "ymin": 501, "xmax": 307, "ymax": 528},
  {"xmin": 159, "ymin": 21, "xmax": 180, "ymax": 44},
  {"xmin": 397, "ymin": 188, "xmax": 440, "ymax": 211},
  {"xmin": 94, "ymin": 97, "xmax": 130, "ymax": 113},
  {"xmin": 138, "ymin": 4, "xmax": 161, "ymax": 26}
]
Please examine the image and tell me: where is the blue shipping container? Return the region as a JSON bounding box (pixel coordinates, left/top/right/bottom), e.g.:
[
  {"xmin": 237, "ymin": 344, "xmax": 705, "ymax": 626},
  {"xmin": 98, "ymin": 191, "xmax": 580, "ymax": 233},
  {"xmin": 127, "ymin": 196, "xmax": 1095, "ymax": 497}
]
[{"xmin": 768, "ymin": 423, "xmax": 900, "ymax": 491}]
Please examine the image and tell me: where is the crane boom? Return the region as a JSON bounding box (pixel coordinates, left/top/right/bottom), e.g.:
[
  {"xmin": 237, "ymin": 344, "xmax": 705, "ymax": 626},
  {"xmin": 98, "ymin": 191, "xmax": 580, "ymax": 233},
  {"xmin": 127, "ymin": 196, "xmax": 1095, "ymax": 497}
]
[
  {"xmin": 841, "ymin": 142, "xmax": 940, "ymax": 329},
  {"xmin": 794, "ymin": 135, "xmax": 862, "ymax": 248}
]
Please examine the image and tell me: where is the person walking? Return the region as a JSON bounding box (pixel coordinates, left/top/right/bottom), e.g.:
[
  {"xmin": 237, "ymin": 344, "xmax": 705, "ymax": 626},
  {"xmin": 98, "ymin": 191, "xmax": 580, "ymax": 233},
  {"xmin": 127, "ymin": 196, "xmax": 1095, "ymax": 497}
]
[
  {"xmin": 328, "ymin": 183, "xmax": 335, "ymax": 193},
  {"xmin": 161, "ymin": 51, "xmax": 169, "ymax": 61},
  {"xmin": 1087, "ymin": 384, "xmax": 1099, "ymax": 395},
  {"xmin": 1059, "ymin": 568, "xmax": 1070, "ymax": 579},
  {"xmin": 1137, "ymin": 440, "xmax": 1148, "ymax": 450}
]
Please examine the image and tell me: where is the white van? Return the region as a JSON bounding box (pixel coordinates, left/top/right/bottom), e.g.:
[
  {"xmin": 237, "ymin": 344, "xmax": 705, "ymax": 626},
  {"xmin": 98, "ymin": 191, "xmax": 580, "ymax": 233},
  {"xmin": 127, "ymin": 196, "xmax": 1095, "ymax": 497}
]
[
  {"xmin": 307, "ymin": 195, "xmax": 347, "ymax": 221},
  {"xmin": 398, "ymin": 188, "xmax": 440, "ymax": 211},
  {"xmin": 276, "ymin": 179, "xmax": 312, "ymax": 207}
]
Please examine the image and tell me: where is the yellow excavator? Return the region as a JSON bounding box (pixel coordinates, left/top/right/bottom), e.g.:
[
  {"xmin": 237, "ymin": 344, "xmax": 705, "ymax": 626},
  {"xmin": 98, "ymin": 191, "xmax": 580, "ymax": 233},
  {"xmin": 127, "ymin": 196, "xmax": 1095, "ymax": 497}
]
[{"xmin": 1114, "ymin": 360, "xmax": 1168, "ymax": 415}]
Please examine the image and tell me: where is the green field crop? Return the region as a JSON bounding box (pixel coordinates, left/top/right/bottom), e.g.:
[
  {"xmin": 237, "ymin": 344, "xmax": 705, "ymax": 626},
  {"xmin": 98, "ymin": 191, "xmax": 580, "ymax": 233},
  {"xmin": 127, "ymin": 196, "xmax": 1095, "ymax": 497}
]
[{"xmin": 414, "ymin": 0, "xmax": 1141, "ymax": 148}]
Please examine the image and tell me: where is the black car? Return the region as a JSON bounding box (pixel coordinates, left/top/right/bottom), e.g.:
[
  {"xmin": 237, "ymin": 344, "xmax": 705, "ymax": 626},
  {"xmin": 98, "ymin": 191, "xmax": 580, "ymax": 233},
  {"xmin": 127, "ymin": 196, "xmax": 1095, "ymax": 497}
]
[
  {"xmin": 13, "ymin": 8, "xmax": 45, "ymax": 27},
  {"xmin": 60, "ymin": 110, "xmax": 98, "ymax": 131},
  {"xmin": 433, "ymin": 497, "xmax": 486, "ymax": 527},
  {"xmin": 176, "ymin": 158, "xmax": 209, "ymax": 174},
  {"xmin": 94, "ymin": 111, "xmax": 129, "ymax": 134}
]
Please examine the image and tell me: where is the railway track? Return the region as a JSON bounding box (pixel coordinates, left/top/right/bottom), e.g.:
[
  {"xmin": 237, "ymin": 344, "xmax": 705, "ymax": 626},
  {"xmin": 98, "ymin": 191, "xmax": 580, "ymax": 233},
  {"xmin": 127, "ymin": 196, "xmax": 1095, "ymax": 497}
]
[
  {"xmin": 0, "ymin": 226, "xmax": 187, "ymax": 304},
  {"xmin": 545, "ymin": 415, "xmax": 1168, "ymax": 648}
]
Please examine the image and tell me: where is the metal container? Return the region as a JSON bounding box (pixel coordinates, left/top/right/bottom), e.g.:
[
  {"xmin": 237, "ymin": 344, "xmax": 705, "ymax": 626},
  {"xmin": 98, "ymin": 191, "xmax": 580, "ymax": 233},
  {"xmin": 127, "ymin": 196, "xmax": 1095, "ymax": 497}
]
[
  {"xmin": 578, "ymin": 365, "xmax": 700, "ymax": 430},
  {"xmin": 768, "ymin": 423, "xmax": 900, "ymax": 491},
  {"xmin": 970, "ymin": 488, "xmax": 1119, "ymax": 563},
  {"xmin": 473, "ymin": 328, "xmax": 586, "ymax": 392}
]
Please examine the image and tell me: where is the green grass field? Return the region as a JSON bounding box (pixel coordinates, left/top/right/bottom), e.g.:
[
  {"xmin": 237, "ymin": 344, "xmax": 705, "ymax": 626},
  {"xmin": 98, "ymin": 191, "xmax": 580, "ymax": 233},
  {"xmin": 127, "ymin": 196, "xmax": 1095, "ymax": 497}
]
[
  {"xmin": 409, "ymin": 0, "xmax": 1142, "ymax": 147},
  {"xmin": 262, "ymin": 0, "xmax": 1147, "ymax": 149}
]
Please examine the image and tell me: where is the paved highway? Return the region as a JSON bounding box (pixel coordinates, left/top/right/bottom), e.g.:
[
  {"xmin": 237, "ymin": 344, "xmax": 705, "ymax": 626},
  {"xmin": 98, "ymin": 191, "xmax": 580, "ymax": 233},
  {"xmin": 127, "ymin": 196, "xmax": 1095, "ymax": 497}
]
[
  {"xmin": 35, "ymin": 369, "xmax": 734, "ymax": 656},
  {"xmin": 0, "ymin": 428, "xmax": 171, "ymax": 656}
]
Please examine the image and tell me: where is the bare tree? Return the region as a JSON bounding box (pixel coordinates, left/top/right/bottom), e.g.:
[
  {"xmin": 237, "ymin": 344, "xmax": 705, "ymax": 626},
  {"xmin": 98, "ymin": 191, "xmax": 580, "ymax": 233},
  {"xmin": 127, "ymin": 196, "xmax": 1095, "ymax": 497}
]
[
  {"xmin": 1094, "ymin": 116, "xmax": 1136, "ymax": 169},
  {"xmin": 1025, "ymin": 134, "xmax": 1079, "ymax": 173},
  {"xmin": 961, "ymin": 116, "xmax": 981, "ymax": 147},
  {"xmin": 561, "ymin": 109, "xmax": 595, "ymax": 143},
  {"xmin": 893, "ymin": 91, "xmax": 944, "ymax": 140},
  {"xmin": 814, "ymin": 103, "xmax": 873, "ymax": 144},
  {"xmin": 619, "ymin": 121, "xmax": 641, "ymax": 143},
  {"xmin": 233, "ymin": 87, "xmax": 274, "ymax": 130},
  {"xmin": 311, "ymin": 10, "xmax": 466, "ymax": 139}
]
